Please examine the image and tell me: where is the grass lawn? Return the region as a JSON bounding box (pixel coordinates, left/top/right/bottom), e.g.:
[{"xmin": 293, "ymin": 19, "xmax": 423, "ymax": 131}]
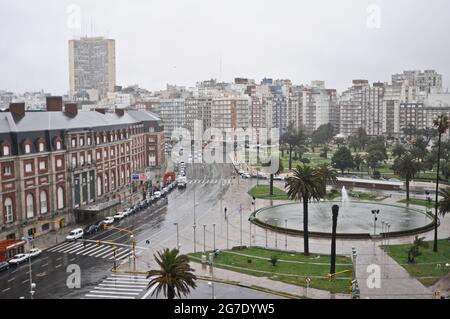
[
  {"xmin": 385, "ymin": 239, "xmax": 450, "ymax": 286},
  {"xmin": 347, "ymin": 190, "xmax": 389, "ymax": 201},
  {"xmin": 398, "ymin": 198, "xmax": 436, "ymax": 208},
  {"xmin": 249, "ymin": 185, "xmax": 288, "ymax": 200},
  {"xmin": 189, "ymin": 247, "xmax": 352, "ymax": 294}
]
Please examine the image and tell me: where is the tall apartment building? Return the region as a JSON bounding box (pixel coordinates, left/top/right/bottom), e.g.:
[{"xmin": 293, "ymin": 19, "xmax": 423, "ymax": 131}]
[
  {"xmin": 185, "ymin": 97, "xmax": 212, "ymax": 134},
  {"xmin": 0, "ymin": 97, "xmax": 164, "ymax": 241},
  {"xmin": 392, "ymin": 70, "xmax": 443, "ymax": 94},
  {"xmin": 211, "ymin": 96, "xmax": 250, "ymax": 132},
  {"xmin": 158, "ymin": 98, "xmax": 186, "ymax": 140},
  {"xmin": 362, "ymin": 82, "xmax": 385, "ymax": 136},
  {"xmin": 69, "ymin": 37, "xmax": 116, "ymax": 100},
  {"xmin": 339, "ymin": 80, "xmax": 367, "ymax": 137},
  {"xmin": 301, "ymin": 82, "xmax": 338, "ymax": 134}
]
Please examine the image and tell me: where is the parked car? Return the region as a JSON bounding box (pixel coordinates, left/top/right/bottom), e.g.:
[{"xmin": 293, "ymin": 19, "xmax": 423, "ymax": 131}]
[
  {"xmin": 95, "ymin": 220, "xmax": 106, "ymax": 229},
  {"xmin": 84, "ymin": 224, "xmax": 99, "ymax": 236},
  {"xmin": 103, "ymin": 217, "xmax": 115, "ymax": 225},
  {"xmin": 0, "ymin": 261, "xmax": 10, "ymax": 272},
  {"xmin": 124, "ymin": 208, "xmax": 134, "ymax": 216},
  {"xmin": 28, "ymin": 248, "xmax": 42, "ymax": 258},
  {"xmin": 66, "ymin": 228, "xmax": 84, "ymax": 241},
  {"xmin": 154, "ymin": 191, "xmax": 161, "ymax": 199},
  {"xmin": 242, "ymin": 173, "xmax": 251, "ymax": 179},
  {"xmin": 8, "ymin": 254, "xmax": 30, "ymax": 265},
  {"xmin": 273, "ymin": 175, "xmax": 284, "ymax": 181},
  {"xmin": 113, "ymin": 211, "xmax": 126, "ymax": 221}
]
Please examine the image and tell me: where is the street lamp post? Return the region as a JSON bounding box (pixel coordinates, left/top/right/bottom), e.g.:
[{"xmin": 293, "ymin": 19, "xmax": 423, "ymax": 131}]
[
  {"xmin": 193, "ymin": 225, "xmax": 197, "ymax": 253},
  {"xmin": 203, "ymin": 224, "xmax": 206, "ymax": 252},
  {"xmin": 226, "ymin": 210, "xmax": 229, "ymax": 250},
  {"xmin": 265, "ymin": 228, "xmax": 268, "ymax": 248},
  {"xmin": 330, "ymin": 205, "xmax": 339, "ymax": 277},
  {"xmin": 249, "ymin": 220, "xmax": 252, "ymax": 247},
  {"xmin": 239, "ymin": 204, "xmax": 243, "ymax": 246},
  {"xmin": 174, "ymin": 222, "xmax": 179, "ymax": 249},
  {"xmin": 285, "ymin": 219, "xmax": 288, "ymax": 250},
  {"xmin": 213, "ymin": 223, "xmax": 216, "ymax": 251},
  {"xmin": 381, "ymin": 221, "xmax": 385, "ymax": 248},
  {"xmin": 371, "ymin": 209, "xmax": 380, "ymax": 236},
  {"xmin": 28, "ymin": 255, "xmax": 35, "ymax": 299},
  {"xmin": 274, "ymin": 218, "xmax": 278, "ymax": 248}
]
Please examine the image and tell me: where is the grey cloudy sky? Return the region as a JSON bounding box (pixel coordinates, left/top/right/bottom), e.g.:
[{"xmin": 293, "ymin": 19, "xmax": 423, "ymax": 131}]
[{"xmin": 1, "ymin": 0, "xmax": 450, "ymax": 94}]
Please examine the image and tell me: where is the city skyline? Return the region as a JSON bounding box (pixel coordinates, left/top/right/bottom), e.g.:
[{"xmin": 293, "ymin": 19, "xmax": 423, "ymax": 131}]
[{"xmin": 1, "ymin": 0, "xmax": 450, "ymax": 94}]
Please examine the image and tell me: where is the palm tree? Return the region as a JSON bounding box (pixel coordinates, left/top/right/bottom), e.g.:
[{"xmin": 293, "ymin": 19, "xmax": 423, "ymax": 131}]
[
  {"xmin": 316, "ymin": 164, "xmax": 338, "ymax": 194},
  {"xmin": 146, "ymin": 248, "xmax": 197, "ymax": 299},
  {"xmin": 438, "ymin": 188, "xmax": 450, "ymax": 237},
  {"xmin": 285, "ymin": 165, "xmax": 324, "ymax": 256},
  {"xmin": 433, "ymin": 114, "xmax": 450, "ymax": 252},
  {"xmin": 392, "ymin": 153, "xmax": 421, "ymax": 202}
]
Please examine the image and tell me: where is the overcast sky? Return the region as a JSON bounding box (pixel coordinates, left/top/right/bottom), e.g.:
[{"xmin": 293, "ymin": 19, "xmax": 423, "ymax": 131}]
[{"xmin": 1, "ymin": 0, "xmax": 450, "ymax": 94}]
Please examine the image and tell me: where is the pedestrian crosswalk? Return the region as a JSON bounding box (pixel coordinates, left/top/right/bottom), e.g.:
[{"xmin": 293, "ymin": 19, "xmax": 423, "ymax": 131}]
[
  {"xmin": 83, "ymin": 274, "xmax": 150, "ymax": 299},
  {"xmin": 47, "ymin": 241, "xmax": 142, "ymax": 261},
  {"xmin": 187, "ymin": 178, "xmax": 233, "ymax": 185}
]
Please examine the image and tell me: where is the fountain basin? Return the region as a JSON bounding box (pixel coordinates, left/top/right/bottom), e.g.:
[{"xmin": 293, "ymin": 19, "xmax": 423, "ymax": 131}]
[{"xmin": 251, "ymin": 201, "xmax": 436, "ymax": 239}]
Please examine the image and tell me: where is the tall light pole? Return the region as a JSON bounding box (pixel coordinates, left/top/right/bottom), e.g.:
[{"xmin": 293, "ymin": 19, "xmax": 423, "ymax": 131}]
[
  {"xmin": 193, "ymin": 225, "xmax": 197, "ymax": 253},
  {"xmin": 371, "ymin": 209, "xmax": 380, "ymax": 236},
  {"xmin": 265, "ymin": 228, "xmax": 268, "ymax": 248},
  {"xmin": 203, "ymin": 224, "xmax": 206, "ymax": 252},
  {"xmin": 249, "ymin": 220, "xmax": 252, "ymax": 247},
  {"xmin": 239, "ymin": 204, "xmax": 243, "ymax": 246},
  {"xmin": 274, "ymin": 218, "xmax": 278, "ymax": 248},
  {"xmin": 330, "ymin": 205, "xmax": 339, "ymax": 277},
  {"xmin": 174, "ymin": 222, "xmax": 179, "ymax": 249},
  {"xmin": 226, "ymin": 209, "xmax": 229, "ymax": 250},
  {"xmin": 28, "ymin": 254, "xmax": 35, "ymax": 299},
  {"xmin": 285, "ymin": 219, "xmax": 288, "ymax": 250},
  {"xmin": 212, "ymin": 223, "xmax": 216, "ymax": 251}
]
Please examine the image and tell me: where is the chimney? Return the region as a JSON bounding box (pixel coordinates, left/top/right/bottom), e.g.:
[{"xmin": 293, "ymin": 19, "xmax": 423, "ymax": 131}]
[
  {"xmin": 95, "ymin": 108, "xmax": 106, "ymax": 114},
  {"xmin": 46, "ymin": 96, "xmax": 63, "ymax": 112},
  {"xmin": 64, "ymin": 103, "xmax": 78, "ymax": 117},
  {"xmin": 9, "ymin": 102, "xmax": 25, "ymax": 119},
  {"xmin": 115, "ymin": 108, "xmax": 125, "ymax": 117}
]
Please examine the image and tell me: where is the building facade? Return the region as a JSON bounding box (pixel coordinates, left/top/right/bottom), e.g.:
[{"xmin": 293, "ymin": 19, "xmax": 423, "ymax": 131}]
[{"xmin": 0, "ymin": 97, "xmax": 164, "ymax": 241}]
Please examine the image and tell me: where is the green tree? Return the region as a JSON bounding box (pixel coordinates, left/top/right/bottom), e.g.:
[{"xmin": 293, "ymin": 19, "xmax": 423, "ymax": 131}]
[
  {"xmin": 311, "ymin": 123, "xmax": 334, "ymax": 145},
  {"xmin": 366, "ymin": 150, "xmax": 385, "ymax": 172},
  {"xmin": 282, "ymin": 124, "xmax": 305, "ymax": 170},
  {"xmin": 146, "ymin": 248, "xmax": 197, "ymax": 299},
  {"xmin": 392, "ymin": 153, "xmax": 421, "ymax": 202},
  {"xmin": 269, "ymin": 159, "xmax": 284, "ymax": 196},
  {"xmin": 331, "ymin": 147, "xmax": 354, "ymax": 174},
  {"xmin": 320, "ymin": 145, "xmax": 331, "ymax": 159},
  {"xmin": 348, "ymin": 127, "xmax": 369, "ymax": 151},
  {"xmin": 441, "ymin": 161, "xmax": 450, "ymax": 180},
  {"xmin": 353, "ymin": 154, "xmax": 364, "ymax": 172},
  {"xmin": 411, "ymin": 136, "xmax": 428, "ymax": 162},
  {"xmin": 285, "ymin": 165, "xmax": 324, "ymax": 256},
  {"xmin": 392, "ymin": 143, "xmax": 407, "ymax": 159},
  {"xmin": 334, "ymin": 137, "xmax": 345, "ymax": 148},
  {"xmin": 408, "ymin": 236, "xmax": 428, "ymax": 264},
  {"xmin": 433, "ymin": 114, "xmax": 450, "ymax": 252},
  {"xmin": 316, "ymin": 164, "xmax": 338, "ymax": 194}
]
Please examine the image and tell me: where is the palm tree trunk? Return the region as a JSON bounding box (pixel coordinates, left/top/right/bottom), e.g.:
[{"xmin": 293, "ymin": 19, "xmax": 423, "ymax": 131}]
[
  {"xmin": 289, "ymin": 145, "xmax": 293, "ymax": 170},
  {"xmin": 168, "ymin": 286, "xmax": 175, "ymax": 299},
  {"xmin": 406, "ymin": 178, "xmax": 410, "ymax": 202},
  {"xmin": 303, "ymin": 197, "xmax": 309, "ymax": 256},
  {"xmin": 434, "ymin": 133, "xmax": 442, "ymax": 253},
  {"xmin": 269, "ymin": 174, "xmax": 274, "ymax": 196}
]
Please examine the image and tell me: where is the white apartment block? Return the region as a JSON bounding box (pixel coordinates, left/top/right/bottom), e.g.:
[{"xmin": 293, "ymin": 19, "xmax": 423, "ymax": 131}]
[
  {"xmin": 159, "ymin": 98, "xmax": 186, "ymax": 140},
  {"xmin": 392, "ymin": 70, "xmax": 443, "ymax": 94}
]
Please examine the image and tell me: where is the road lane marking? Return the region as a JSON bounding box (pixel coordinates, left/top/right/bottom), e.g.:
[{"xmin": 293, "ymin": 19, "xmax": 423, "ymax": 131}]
[
  {"xmin": 62, "ymin": 243, "xmax": 85, "ymax": 254},
  {"xmin": 67, "ymin": 243, "xmax": 93, "ymax": 254},
  {"xmin": 94, "ymin": 287, "xmax": 143, "ymax": 292},
  {"xmin": 55, "ymin": 264, "xmax": 62, "ymax": 269},
  {"xmin": 41, "ymin": 263, "xmax": 49, "ymax": 267},
  {"xmin": 99, "ymin": 283, "xmax": 147, "ymax": 288},
  {"xmin": 22, "ymin": 279, "xmax": 29, "ymax": 284},
  {"xmin": 103, "ymin": 280, "xmax": 147, "ymax": 285},
  {"xmin": 79, "ymin": 244, "xmax": 105, "ymax": 256},
  {"xmin": 88, "ymin": 246, "xmax": 110, "ymax": 257},
  {"xmin": 56, "ymin": 257, "xmax": 63, "ymax": 261},
  {"xmin": 84, "ymin": 294, "xmax": 134, "ymax": 299},
  {"xmin": 47, "ymin": 242, "xmax": 71, "ymax": 252},
  {"xmin": 7, "ymin": 277, "xmax": 15, "ymax": 282},
  {"xmin": 94, "ymin": 248, "xmax": 115, "ymax": 258},
  {"xmin": 89, "ymin": 290, "xmax": 139, "ymax": 295},
  {"xmin": 70, "ymin": 257, "xmax": 76, "ymax": 262},
  {"xmin": 1, "ymin": 288, "xmax": 10, "ymax": 293}
]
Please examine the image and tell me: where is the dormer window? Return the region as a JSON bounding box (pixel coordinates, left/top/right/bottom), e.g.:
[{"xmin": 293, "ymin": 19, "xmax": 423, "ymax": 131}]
[
  {"xmin": 38, "ymin": 142, "xmax": 45, "ymax": 152},
  {"xmin": 24, "ymin": 144, "xmax": 31, "ymax": 154},
  {"xmin": 2, "ymin": 145, "xmax": 10, "ymax": 156},
  {"xmin": 56, "ymin": 141, "xmax": 62, "ymax": 150}
]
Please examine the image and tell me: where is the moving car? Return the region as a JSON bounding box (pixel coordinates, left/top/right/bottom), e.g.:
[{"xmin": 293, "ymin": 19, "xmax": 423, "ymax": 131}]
[
  {"xmin": 113, "ymin": 211, "xmax": 127, "ymax": 221},
  {"xmin": 0, "ymin": 261, "xmax": 10, "ymax": 272},
  {"xmin": 8, "ymin": 254, "xmax": 30, "ymax": 265},
  {"xmin": 84, "ymin": 224, "xmax": 99, "ymax": 236},
  {"xmin": 66, "ymin": 228, "xmax": 84, "ymax": 241},
  {"xmin": 28, "ymin": 248, "xmax": 42, "ymax": 258},
  {"xmin": 103, "ymin": 217, "xmax": 115, "ymax": 225}
]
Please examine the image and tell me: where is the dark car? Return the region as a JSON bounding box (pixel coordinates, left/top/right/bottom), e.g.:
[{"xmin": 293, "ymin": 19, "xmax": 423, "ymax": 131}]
[
  {"xmin": 84, "ymin": 224, "xmax": 100, "ymax": 236},
  {"xmin": 0, "ymin": 261, "xmax": 10, "ymax": 272}
]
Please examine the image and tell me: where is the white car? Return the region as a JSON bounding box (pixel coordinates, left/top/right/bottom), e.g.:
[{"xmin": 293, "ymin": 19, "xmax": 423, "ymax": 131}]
[
  {"xmin": 8, "ymin": 254, "xmax": 30, "ymax": 265},
  {"xmin": 113, "ymin": 211, "xmax": 126, "ymax": 220},
  {"xmin": 66, "ymin": 228, "xmax": 84, "ymax": 241},
  {"xmin": 28, "ymin": 248, "xmax": 42, "ymax": 258},
  {"xmin": 163, "ymin": 187, "xmax": 169, "ymax": 193},
  {"xmin": 154, "ymin": 191, "xmax": 161, "ymax": 199},
  {"xmin": 103, "ymin": 217, "xmax": 114, "ymax": 225}
]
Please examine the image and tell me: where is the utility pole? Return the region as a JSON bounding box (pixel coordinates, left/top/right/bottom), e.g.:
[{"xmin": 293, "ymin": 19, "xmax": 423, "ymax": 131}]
[
  {"xmin": 203, "ymin": 224, "xmax": 206, "ymax": 252},
  {"xmin": 193, "ymin": 225, "xmax": 197, "ymax": 253},
  {"xmin": 330, "ymin": 205, "xmax": 339, "ymax": 277},
  {"xmin": 212, "ymin": 223, "xmax": 216, "ymax": 251},
  {"xmin": 239, "ymin": 204, "xmax": 243, "ymax": 246}
]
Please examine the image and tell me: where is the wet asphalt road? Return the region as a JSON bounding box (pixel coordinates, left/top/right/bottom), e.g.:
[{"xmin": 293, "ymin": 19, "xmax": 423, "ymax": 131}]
[{"xmin": 0, "ymin": 163, "xmax": 243, "ymax": 299}]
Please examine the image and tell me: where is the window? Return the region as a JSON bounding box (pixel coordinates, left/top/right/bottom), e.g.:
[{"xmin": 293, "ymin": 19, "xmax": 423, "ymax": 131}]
[
  {"xmin": 121, "ymin": 146, "xmax": 124, "ymax": 154},
  {"xmin": 87, "ymin": 137, "xmax": 91, "ymax": 146},
  {"xmin": 4, "ymin": 197, "xmax": 13, "ymax": 223},
  {"xmin": 111, "ymin": 172, "xmax": 115, "ymax": 190},
  {"xmin": 97, "ymin": 176, "xmax": 102, "ymax": 196},
  {"xmin": 79, "ymin": 138, "xmax": 84, "ymax": 147},
  {"xmin": 103, "ymin": 135, "xmax": 107, "ymax": 143},
  {"xmin": 25, "ymin": 163, "xmax": 33, "ymax": 173},
  {"xmin": 3, "ymin": 145, "xmax": 10, "ymax": 156},
  {"xmin": 110, "ymin": 148, "xmax": 114, "ymax": 157},
  {"xmin": 71, "ymin": 139, "xmax": 76, "ymax": 147},
  {"xmin": 25, "ymin": 144, "xmax": 31, "ymax": 154},
  {"xmin": 96, "ymin": 136, "xmax": 100, "ymax": 144},
  {"xmin": 4, "ymin": 166, "xmax": 12, "ymax": 176},
  {"xmin": 57, "ymin": 187, "xmax": 64, "ymax": 209},
  {"xmin": 39, "ymin": 161, "xmax": 46, "ymax": 170},
  {"xmin": 38, "ymin": 142, "xmax": 44, "ymax": 152},
  {"xmin": 72, "ymin": 157, "xmax": 77, "ymax": 168},
  {"xmin": 103, "ymin": 150, "xmax": 107, "ymax": 158},
  {"xmin": 80, "ymin": 155, "xmax": 85, "ymax": 166},
  {"xmin": 26, "ymin": 194, "xmax": 34, "ymax": 219},
  {"xmin": 42, "ymin": 223, "xmax": 50, "ymax": 231},
  {"xmin": 87, "ymin": 153, "xmax": 92, "ymax": 164},
  {"xmin": 96, "ymin": 151, "xmax": 101, "ymax": 160},
  {"xmin": 104, "ymin": 174, "xmax": 108, "ymax": 193},
  {"xmin": 56, "ymin": 158, "xmax": 63, "ymax": 168},
  {"xmin": 40, "ymin": 191, "xmax": 47, "ymax": 214},
  {"xmin": 56, "ymin": 140, "xmax": 62, "ymax": 150}
]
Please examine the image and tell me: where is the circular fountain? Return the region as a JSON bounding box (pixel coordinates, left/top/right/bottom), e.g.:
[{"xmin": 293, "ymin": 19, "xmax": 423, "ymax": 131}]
[{"xmin": 251, "ymin": 187, "xmax": 435, "ymax": 239}]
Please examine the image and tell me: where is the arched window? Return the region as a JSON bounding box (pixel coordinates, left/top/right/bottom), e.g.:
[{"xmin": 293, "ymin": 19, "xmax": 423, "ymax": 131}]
[
  {"xmin": 4, "ymin": 197, "xmax": 13, "ymax": 223},
  {"xmin": 56, "ymin": 140, "xmax": 62, "ymax": 150},
  {"xmin": 40, "ymin": 191, "xmax": 48, "ymax": 214},
  {"xmin": 38, "ymin": 142, "xmax": 45, "ymax": 152},
  {"xmin": 57, "ymin": 187, "xmax": 64, "ymax": 209},
  {"xmin": 97, "ymin": 176, "xmax": 102, "ymax": 196},
  {"xmin": 104, "ymin": 174, "xmax": 109, "ymax": 193},
  {"xmin": 3, "ymin": 145, "xmax": 10, "ymax": 156},
  {"xmin": 26, "ymin": 194, "xmax": 34, "ymax": 219},
  {"xmin": 111, "ymin": 172, "xmax": 115, "ymax": 190}
]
